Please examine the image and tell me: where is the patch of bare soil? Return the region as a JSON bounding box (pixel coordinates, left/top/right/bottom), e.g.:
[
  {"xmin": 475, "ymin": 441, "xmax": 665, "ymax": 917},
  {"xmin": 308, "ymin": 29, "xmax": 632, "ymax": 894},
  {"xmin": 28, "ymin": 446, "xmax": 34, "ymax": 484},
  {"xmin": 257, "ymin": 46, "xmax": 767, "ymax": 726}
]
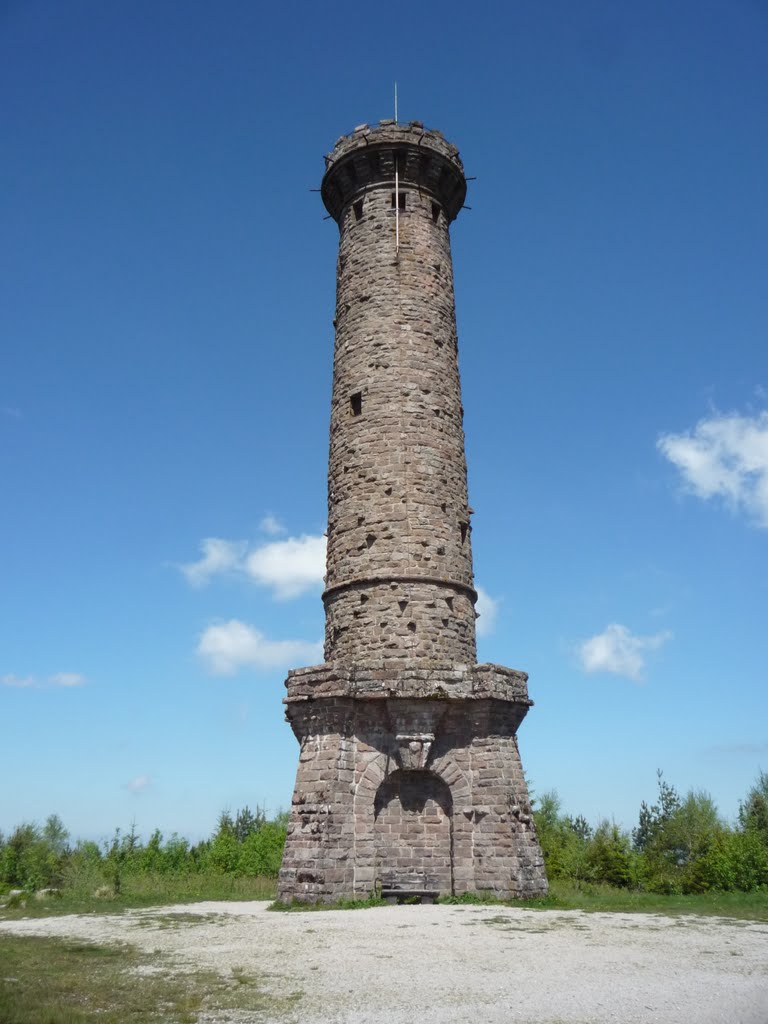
[{"xmin": 2, "ymin": 901, "xmax": 767, "ymax": 1023}]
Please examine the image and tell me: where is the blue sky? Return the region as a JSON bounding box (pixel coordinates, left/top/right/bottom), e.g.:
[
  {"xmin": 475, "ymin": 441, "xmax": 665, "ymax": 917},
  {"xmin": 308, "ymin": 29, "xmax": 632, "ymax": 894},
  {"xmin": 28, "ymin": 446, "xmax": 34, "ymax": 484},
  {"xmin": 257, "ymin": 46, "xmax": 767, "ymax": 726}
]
[{"xmin": 2, "ymin": 0, "xmax": 766, "ymax": 843}]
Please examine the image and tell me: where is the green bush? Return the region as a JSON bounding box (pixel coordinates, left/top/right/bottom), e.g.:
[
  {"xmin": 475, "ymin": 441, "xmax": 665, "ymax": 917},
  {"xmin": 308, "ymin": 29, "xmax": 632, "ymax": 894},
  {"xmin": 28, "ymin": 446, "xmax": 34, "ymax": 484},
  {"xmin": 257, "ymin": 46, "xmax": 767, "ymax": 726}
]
[
  {"xmin": 534, "ymin": 792, "xmax": 590, "ymax": 881},
  {"xmin": 692, "ymin": 828, "xmax": 768, "ymax": 892},
  {"xmin": 237, "ymin": 823, "xmax": 286, "ymax": 877},
  {"xmin": 4, "ymin": 774, "xmax": 768, "ymax": 901},
  {"xmin": 584, "ymin": 822, "xmax": 635, "ymax": 888},
  {"xmin": 532, "ymin": 771, "xmax": 768, "ymax": 895},
  {"xmin": 0, "ymin": 817, "xmax": 69, "ymax": 891}
]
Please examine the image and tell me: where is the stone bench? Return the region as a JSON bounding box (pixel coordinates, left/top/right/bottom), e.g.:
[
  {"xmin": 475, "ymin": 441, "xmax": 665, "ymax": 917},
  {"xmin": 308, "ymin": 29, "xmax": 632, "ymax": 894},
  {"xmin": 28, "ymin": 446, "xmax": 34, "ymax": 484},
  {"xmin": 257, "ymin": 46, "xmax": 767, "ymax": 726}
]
[{"xmin": 380, "ymin": 888, "xmax": 440, "ymax": 905}]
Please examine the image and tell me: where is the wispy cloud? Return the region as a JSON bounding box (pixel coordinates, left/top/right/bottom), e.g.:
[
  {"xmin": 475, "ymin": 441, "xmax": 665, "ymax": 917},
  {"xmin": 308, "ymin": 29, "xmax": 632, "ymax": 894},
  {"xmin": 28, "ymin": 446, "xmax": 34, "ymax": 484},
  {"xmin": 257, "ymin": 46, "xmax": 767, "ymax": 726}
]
[
  {"xmin": 658, "ymin": 409, "xmax": 768, "ymax": 528},
  {"xmin": 1, "ymin": 672, "xmax": 86, "ymax": 689},
  {"xmin": 475, "ymin": 586, "xmax": 499, "ymax": 637},
  {"xmin": 259, "ymin": 515, "xmax": 286, "ymax": 536},
  {"xmin": 197, "ymin": 619, "xmax": 323, "ymax": 676},
  {"xmin": 2, "ymin": 406, "xmax": 21, "ymax": 419},
  {"xmin": 705, "ymin": 742, "xmax": 768, "ymax": 757},
  {"xmin": 1, "ymin": 674, "xmax": 36, "ymax": 688},
  {"xmin": 48, "ymin": 672, "xmax": 86, "ymax": 687},
  {"xmin": 126, "ymin": 774, "xmax": 152, "ymax": 794},
  {"xmin": 178, "ymin": 534, "xmax": 326, "ymax": 600},
  {"xmin": 577, "ymin": 623, "xmax": 671, "ymax": 682},
  {"xmin": 177, "ymin": 538, "xmax": 247, "ymax": 588}
]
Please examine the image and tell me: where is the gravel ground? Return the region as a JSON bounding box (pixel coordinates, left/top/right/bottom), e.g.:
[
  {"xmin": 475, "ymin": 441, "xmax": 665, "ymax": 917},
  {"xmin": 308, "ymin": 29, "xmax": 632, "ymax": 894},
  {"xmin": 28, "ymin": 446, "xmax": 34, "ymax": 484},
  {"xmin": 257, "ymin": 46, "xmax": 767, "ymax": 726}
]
[{"xmin": 2, "ymin": 900, "xmax": 767, "ymax": 1023}]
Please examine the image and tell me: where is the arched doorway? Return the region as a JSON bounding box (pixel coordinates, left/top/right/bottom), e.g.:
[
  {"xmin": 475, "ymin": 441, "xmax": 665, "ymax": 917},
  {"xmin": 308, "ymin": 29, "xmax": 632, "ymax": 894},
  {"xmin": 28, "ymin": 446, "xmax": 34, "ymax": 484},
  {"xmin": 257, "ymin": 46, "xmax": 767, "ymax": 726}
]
[{"xmin": 373, "ymin": 770, "xmax": 453, "ymax": 894}]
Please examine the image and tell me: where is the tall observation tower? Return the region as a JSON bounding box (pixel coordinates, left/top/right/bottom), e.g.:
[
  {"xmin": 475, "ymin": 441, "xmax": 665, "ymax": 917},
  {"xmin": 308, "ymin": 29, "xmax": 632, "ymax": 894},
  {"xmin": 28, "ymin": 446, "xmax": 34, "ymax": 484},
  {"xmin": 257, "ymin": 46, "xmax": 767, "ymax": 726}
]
[{"xmin": 277, "ymin": 120, "xmax": 547, "ymax": 904}]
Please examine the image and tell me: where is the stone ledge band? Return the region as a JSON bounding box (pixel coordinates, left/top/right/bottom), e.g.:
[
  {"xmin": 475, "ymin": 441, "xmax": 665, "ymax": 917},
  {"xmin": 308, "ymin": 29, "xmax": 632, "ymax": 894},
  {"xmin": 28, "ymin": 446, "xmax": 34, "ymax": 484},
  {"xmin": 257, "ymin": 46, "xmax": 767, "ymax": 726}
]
[{"xmin": 322, "ymin": 574, "xmax": 478, "ymax": 604}]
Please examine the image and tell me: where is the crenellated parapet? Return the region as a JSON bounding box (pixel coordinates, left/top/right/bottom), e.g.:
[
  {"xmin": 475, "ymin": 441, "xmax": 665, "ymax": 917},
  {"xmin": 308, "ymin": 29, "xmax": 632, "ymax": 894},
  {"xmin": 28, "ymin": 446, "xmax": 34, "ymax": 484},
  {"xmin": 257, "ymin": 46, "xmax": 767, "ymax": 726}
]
[{"xmin": 321, "ymin": 119, "xmax": 467, "ymax": 224}]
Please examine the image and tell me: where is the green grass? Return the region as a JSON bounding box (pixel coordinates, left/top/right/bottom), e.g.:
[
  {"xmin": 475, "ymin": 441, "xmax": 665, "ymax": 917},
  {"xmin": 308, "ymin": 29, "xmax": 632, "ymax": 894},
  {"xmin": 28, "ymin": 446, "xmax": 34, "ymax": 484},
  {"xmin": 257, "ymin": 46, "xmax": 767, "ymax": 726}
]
[
  {"xmin": 4, "ymin": 873, "xmax": 767, "ymax": 923},
  {"xmin": 0, "ymin": 872, "xmax": 277, "ymax": 922},
  {"xmin": 0, "ymin": 933, "xmax": 302, "ymax": 1024},
  {"xmin": 270, "ymin": 880, "xmax": 768, "ymax": 919},
  {"xmin": 442, "ymin": 880, "xmax": 768, "ymax": 921}
]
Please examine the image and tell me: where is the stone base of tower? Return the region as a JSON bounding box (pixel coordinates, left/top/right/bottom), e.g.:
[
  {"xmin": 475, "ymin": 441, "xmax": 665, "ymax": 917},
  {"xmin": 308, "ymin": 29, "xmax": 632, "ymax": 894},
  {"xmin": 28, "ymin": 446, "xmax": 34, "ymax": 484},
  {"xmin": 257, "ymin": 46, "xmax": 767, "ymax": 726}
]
[{"xmin": 277, "ymin": 663, "xmax": 548, "ymax": 904}]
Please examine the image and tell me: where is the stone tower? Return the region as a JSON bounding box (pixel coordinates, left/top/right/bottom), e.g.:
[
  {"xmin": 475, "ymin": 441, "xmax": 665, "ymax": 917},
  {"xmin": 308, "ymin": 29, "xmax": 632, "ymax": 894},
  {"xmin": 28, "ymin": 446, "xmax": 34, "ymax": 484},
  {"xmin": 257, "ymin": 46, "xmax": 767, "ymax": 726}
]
[{"xmin": 277, "ymin": 120, "xmax": 547, "ymax": 904}]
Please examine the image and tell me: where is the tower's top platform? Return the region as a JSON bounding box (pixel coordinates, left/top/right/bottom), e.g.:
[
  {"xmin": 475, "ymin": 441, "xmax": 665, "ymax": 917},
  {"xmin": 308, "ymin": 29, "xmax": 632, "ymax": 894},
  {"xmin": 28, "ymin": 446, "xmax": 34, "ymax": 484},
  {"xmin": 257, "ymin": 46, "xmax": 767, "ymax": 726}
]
[{"xmin": 321, "ymin": 119, "xmax": 467, "ymax": 224}]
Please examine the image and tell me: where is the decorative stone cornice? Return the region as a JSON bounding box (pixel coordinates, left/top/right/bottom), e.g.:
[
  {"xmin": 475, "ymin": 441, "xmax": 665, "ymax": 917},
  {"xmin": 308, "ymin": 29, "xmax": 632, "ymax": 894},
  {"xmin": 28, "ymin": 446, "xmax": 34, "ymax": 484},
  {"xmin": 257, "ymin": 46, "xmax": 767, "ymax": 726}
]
[{"xmin": 284, "ymin": 661, "xmax": 531, "ymax": 706}]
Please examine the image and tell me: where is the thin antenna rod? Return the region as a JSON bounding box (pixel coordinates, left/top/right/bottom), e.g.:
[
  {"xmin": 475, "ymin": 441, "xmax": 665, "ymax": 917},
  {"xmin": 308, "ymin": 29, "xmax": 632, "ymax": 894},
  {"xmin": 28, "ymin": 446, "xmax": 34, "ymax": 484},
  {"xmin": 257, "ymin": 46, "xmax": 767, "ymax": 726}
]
[{"xmin": 394, "ymin": 81, "xmax": 398, "ymax": 124}]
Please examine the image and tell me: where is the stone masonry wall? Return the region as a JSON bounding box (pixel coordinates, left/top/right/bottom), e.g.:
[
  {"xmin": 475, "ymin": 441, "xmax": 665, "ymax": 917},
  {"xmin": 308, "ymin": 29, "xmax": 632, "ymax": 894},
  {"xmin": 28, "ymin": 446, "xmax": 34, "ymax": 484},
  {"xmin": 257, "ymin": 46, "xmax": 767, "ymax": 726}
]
[
  {"xmin": 277, "ymin": 121, "xmax": 548, "ymax": 903},
  {"xmin": 277, "ymin": 692, "xmax": 546, "ymax": 903},
  {"xmin": 324, "ymin": 149, "xmax": 475, "ymax": 666}
]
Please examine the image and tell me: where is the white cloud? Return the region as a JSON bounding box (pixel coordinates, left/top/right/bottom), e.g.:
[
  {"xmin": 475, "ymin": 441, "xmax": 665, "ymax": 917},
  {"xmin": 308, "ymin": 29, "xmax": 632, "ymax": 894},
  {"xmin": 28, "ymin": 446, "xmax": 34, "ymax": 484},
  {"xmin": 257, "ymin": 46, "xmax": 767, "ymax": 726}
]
[
  {"xmin": 1, "ymin": 672, "xmax": 86, "ymax": 689},
  {"xmin": 244, "ymin": 534, "xmax": 326, "ymax": 600},
  {"xmin": 176, "ymin": 533, "xmax": 326, "ymax": 599},
  {"xmin": 658, "ymin": 409, "xmax": 768, "ymax": 528},
  {"xmin": 578, "ymin": 623, "xmax": 671, "ymax": 682},
  {"xmin": 48, "ymin": 672, "xmax": 86, "ymax": 687},
  {"xmin": 259, "ymin": 515, "xmax": 286, "ymax": 536},
  {"xmin": 177, "ymin": 538, "xmax": 247, "ymax": 588},
  {"xmin": 1, "ymin": 673, "xmax": 36, "ymax": 688},
  {"xmin": 126, "ymin": 774, "xmax": 152, "ymax": 794},
  {"xmin": 475, "ymin": 586, "xmax": 499, "ymax": 637},
  {"xmin": 197, "ymin": 619, "xmax": 323, "ymax": 676}
]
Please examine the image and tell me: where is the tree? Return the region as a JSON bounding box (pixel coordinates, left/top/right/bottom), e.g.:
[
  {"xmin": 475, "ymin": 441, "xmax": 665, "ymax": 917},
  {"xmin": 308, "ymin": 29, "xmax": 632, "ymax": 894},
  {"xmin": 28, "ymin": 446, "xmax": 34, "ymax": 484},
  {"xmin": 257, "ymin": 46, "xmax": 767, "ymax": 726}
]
[
  {"xmin": 42, "ymin": 814, "xmax": 69, "ymax": 857},
  {"xmin": 739, "ymin": 770, "xmax": 768, "ymax": 841},
  {"xmin": 633, "ymin": 770, "xmax": 681, "ymax": 853},
  {"xmin": 234, "ymin": 805, "xmax": 266, "ymax": 842},
  {"xmin": 585, "ymin": 822, "xmax": 634, "ymax": 888},
  {"xmin": 533, "ymin": 791, "xmax": 590, "ymax": 881}
]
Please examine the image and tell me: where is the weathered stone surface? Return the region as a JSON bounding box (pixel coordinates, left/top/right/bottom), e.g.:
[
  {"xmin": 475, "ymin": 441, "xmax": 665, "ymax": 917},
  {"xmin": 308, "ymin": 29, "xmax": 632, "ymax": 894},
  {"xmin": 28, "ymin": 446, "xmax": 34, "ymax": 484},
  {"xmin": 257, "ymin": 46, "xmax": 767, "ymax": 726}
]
[{"xmin": 278, "ymin": 121, "xmax": 547, "ymax": 903}]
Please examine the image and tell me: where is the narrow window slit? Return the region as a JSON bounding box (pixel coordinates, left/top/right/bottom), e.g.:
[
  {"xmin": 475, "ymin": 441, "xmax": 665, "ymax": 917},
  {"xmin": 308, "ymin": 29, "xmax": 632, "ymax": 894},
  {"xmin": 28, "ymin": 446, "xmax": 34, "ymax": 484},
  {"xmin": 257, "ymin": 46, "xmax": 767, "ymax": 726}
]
[
  {"xmin": 460, "ymin": 521, "xmax": 468, "ymax": 543},
  {"xmin": 350, "ymin": 392, "xmax": 362, "ymax": 416},
  {"xmin": 390, "ymin": 192, "xmax": 406, "ymax": 210},
  {"xmin": 431, "ymin": 202, "xmax": 440, "ymax": 223},
  {"xmin": 353, "ymin": 199, "xmax": 364, "ymax": 221}
]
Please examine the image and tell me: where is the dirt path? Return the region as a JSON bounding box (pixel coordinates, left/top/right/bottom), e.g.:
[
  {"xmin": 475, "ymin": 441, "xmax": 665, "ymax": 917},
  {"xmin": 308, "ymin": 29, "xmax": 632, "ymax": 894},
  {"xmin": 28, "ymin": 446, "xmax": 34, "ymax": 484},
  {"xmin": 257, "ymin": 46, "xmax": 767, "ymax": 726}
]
[{"xmin": 2, "ymin": 901, "xmax": 767, "ymax": 1023}]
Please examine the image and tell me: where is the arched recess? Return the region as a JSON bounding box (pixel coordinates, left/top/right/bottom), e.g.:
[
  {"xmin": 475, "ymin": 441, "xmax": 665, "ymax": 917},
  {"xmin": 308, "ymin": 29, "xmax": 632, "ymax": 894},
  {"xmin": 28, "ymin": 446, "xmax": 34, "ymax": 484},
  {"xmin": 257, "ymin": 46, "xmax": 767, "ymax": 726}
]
[
  {"xmin": 351, "ymin": 751, "xmax": 472, "ymax": 895},
  {"xmin": 373, "ymin": 770, "xmax": 453, "ymax": 893},
  {"xmin": 353, "ymin": 750, "xmax": 472, "ymax": 818}
]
